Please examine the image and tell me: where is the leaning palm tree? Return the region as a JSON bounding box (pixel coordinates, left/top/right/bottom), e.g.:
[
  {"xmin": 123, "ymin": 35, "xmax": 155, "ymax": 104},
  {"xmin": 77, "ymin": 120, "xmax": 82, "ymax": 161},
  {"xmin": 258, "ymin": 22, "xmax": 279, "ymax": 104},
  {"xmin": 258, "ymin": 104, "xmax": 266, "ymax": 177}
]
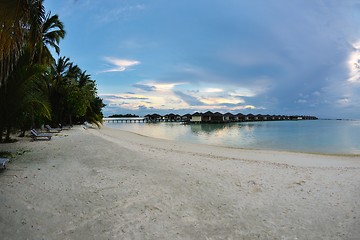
[
  {"xmin": 84, "ymin": 96, "xmax": 105, "ymax": 128},
  {"xmin": 73, "ymin": 71, "xmax": 104, "ymax": 127},
  {"xmin": 0, "ymin": 0, "xmax": 45, "ymax": 87},
  {"xmin": 0, "ymin": 1, "xmax": 64, "ymax": 86},
  {"xmin": 0, "ymin": 0, "xmax": 29, "ymax": 87},
  {"xmin": 32, "ymin": 12, "xmax": 65, "ymax": 65},
  {"xmin": 0, "ymin": 47, "xmax": 50, "ymax": 142}
]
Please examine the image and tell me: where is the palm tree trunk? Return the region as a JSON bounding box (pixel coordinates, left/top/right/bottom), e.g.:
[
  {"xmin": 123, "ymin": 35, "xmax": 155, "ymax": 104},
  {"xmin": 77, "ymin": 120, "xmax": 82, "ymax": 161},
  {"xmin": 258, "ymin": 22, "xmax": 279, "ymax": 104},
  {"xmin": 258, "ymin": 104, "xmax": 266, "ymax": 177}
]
[
  {"xmin": 5, "ymin": 125, "xmax": 11, "ymax": 142},
  {"xmin": 19, "ymin": 129, "xmax": 26, "ymax": 137},
  {"xmin": 69, "ymin": 114, "xmax": 72, "ymax": 127},
  {"xmin": 0, "ymin": 126, "xmax": 3, "ymax": 143},
  {"xmin": 31, "ymin": 107, "xmax": 35, "ymax": 129}
]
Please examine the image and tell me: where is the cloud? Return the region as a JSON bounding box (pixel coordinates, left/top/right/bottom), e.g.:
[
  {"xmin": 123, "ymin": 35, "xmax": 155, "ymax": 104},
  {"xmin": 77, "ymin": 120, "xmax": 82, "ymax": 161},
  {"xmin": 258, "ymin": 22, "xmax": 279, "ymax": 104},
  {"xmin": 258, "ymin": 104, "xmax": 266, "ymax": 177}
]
[
  {"xmin": 200, "ymin": 96, "xmax": 244, "ymax": 106},
  {"xmin": 59, "ymin": 0, "xmax": 360, "ymax": 118},
  {"xmin": 101, "ymin": 81, "xmax": 190, "ymax": 111},
  {"xmin": 97, "ymin": 3, "xmax": 146, "ymax": 23},
  {"xmin": 204, "ymin": 88, "xmax": 224, "ymax": 93},
  {"xmin": 100, "ymin": 94, "xmax": 148, "ymax": 100},
  {"xmin": 174, "ymin": 91, "xmax": 204, "ymax": 106},
  {"xmin": 133, "ymin": 84, "xmax": 156, "ymax": 92},
  {"xmin": 102, "ymin": 57, "xmax": 140, "ymax": 73},
  {"xmin": 337, "ymin": 97, "xmax": 351, "ymax": 107},
  {"xmin": 101, "ymin": 77, "xmax": 267, "ymax": 115},
  {"xmin": 347, "ymin": 40, "xmax": 360, "ymax": 83},
  {"xmin": 229, "ymin": 88, "xmax": 257, "ymax": 98},
  {"xmin": 151, "ymin": 82, "xmax": 185, "ymax": 91}
]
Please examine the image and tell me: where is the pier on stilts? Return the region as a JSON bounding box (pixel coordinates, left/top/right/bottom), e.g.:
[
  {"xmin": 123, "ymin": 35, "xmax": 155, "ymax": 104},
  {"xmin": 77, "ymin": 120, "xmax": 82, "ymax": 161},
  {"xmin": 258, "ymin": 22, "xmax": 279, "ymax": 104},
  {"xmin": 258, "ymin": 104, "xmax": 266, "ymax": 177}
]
[{"xmin": 103, "ymin": 118, "xmax": 148, "ymax": 123}]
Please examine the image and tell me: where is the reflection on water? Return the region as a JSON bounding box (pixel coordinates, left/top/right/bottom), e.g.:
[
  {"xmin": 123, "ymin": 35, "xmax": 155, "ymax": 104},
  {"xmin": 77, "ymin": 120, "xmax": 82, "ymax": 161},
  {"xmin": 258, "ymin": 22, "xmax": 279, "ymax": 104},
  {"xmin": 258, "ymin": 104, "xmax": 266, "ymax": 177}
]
[{"xmin": 106, "ymin": 120, "xmax": 360, "ymax": 154}]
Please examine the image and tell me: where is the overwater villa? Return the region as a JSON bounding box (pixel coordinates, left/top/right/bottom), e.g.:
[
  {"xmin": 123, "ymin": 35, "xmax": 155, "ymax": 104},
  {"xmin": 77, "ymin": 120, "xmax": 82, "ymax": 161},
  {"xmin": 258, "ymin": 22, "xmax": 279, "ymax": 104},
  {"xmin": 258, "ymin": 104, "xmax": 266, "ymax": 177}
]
[
  {"xmin": 110, "ymin": 111, "xmax": 317, "ymax": 124},
  {"xmin": 184, "ymin": 111, "xmax": 316, "ymax": 123}
]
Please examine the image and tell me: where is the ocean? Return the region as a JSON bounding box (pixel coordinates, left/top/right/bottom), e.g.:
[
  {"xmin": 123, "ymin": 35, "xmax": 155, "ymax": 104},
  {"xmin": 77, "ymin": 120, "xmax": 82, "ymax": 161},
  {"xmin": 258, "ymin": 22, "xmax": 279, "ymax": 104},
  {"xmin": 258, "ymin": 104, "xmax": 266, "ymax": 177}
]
[{"xmin": 105, "ymin": 119, "xmax": 360, "ymax": 155}]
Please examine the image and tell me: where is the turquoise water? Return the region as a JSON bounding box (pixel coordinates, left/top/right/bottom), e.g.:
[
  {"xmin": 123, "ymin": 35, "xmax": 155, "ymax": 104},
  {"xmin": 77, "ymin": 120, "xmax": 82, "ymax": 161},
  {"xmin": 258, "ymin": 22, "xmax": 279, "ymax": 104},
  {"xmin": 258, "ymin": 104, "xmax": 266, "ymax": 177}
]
[{"xmin": 105, "ymin": 120, "xmax": 360, "ymax": 154}]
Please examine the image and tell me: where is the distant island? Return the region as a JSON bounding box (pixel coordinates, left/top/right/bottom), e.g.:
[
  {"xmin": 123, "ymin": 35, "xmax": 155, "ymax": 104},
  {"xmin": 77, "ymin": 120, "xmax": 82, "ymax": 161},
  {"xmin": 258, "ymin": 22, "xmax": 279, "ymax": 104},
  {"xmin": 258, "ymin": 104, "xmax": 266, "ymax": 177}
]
[{"xmin": 108, "ymin": 114, "xmax": 139, "ymax": 118}]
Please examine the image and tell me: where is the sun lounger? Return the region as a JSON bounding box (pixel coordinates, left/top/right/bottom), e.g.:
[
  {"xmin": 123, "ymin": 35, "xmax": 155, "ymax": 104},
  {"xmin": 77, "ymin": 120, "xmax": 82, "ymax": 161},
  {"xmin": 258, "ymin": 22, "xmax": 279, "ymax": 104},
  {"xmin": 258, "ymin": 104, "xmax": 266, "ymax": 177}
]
[
  {"xmin": 45, "ymin": 125, "xmax": 62, "ymax": 133},
  {"xmin": 31, "ymin": 129, "xmax": 52, "ymax": 140},
  {"xmin": 0, "ymin": 158, "xmax": 9, "ymax": 169},
  {"xmin": 59, "ymin": 124, "xmax": 71, "ymax": 130}
]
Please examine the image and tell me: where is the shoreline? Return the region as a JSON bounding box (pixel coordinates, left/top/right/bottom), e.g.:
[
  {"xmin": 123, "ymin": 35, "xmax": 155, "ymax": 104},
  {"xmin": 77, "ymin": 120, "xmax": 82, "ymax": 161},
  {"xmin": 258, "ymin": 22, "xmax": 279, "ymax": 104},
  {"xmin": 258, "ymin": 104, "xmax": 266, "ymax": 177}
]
[
  {"xmin": 0, "ymin": 126, "xmax": 359, "ymax": 239},
  {"xmin": 104, "ymin": 119, "xmax": 360, "ymax": 156},
  {"xmin": 97, "ymin": 125, "xmax": 360, "ymax": 168},
  {"xmin": 106, "ymin": 125, "xmax": 360, "ymax": 158}
]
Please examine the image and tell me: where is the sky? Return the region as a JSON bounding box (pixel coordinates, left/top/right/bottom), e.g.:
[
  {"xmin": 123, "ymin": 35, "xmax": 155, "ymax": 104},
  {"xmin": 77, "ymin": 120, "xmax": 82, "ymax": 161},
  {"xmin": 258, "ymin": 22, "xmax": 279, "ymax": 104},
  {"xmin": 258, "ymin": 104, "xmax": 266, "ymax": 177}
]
[{"xmin": 43, "ymin": 0, "xmax": 360, "ymax": 119}]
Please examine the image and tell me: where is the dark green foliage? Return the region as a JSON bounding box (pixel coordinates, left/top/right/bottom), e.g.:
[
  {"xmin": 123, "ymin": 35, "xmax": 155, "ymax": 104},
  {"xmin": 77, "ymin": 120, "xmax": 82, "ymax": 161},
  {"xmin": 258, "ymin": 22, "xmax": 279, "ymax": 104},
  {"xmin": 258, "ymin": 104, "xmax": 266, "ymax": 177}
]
[
  {"xmin": 0, "ymin": 1, "xmax": 104, "ymax": 142},
  {"xmin": 0, "ymin": 47, "xmax": 50, "ymax": 142},
  {"xmin": 48, "ymin": 57, "xmax": 105, "ymax": 127},
  {"xmin": 0, "ymin": 151, "xmax": 13, "ymax": 158}
]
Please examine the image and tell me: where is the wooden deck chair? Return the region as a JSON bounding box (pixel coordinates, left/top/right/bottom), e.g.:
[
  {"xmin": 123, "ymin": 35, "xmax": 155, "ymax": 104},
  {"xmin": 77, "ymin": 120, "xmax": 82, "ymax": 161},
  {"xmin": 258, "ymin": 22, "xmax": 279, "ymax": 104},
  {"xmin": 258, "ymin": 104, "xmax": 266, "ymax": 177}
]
[
  {"xmin": 0, "ymin": 158, "xmax": 9, "ymax": 169},
  {"xmin": 45, "ymin": 125, "xmax": 62, "ymax": 133},
  {"xmin": 31, "ymin": 129, "xmax": 52, "ymax": 140}
]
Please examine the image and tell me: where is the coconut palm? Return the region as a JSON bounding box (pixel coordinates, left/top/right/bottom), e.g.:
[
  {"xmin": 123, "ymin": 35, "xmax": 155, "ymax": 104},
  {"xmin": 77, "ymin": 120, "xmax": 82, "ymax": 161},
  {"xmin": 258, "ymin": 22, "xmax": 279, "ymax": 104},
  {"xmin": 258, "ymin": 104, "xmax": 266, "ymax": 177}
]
[
  {"xmin": 0, "ymin": 1, "xmax": 64, "ymax": 85},
  {"xmin": 48, "ymin": 56, "xmax": 72, "ymax": 124},
  {"xmin": 0, "ymin": 47, "xmax": 50, "ymax": 142},
  {"xmin": 70, "ymin": 70, "xmax": 98, "ymax": 125},
  {"xmin": 76, "ymin": 76, "xmax": 105, "ymax": 127},
  {"xmin": 0, "ymin": 0, "xmax": 46, "ymax": 86},
  {"xmin": 0, "ymin": 1, "xmax": 104, "ymax": 138},
  {"xmin": 0, "ymin": 0, "xmax": 30, "ymax": 87},
  {"xmin": 33, "ymin": 12, "xmax": 65, "ymax": 64},
  {"xmin": 83, "ymin": 96, "xmax": 105, "ymax": 127}
]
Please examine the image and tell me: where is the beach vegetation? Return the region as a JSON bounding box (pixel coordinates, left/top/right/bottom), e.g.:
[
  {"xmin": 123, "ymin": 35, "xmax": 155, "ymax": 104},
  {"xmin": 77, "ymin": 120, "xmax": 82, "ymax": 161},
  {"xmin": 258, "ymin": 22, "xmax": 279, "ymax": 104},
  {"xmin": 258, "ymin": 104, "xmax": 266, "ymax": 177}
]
[
  {"xmin": 0, "ymin": 151, "xmax": 13, "ymax": 158},
  {"xmin": 0, "ymin": 47, "xmax": 51, "ymax": 142},
  {"xmin": 0, "ymin": 1, "xmax": 104, "ymax": 142}
]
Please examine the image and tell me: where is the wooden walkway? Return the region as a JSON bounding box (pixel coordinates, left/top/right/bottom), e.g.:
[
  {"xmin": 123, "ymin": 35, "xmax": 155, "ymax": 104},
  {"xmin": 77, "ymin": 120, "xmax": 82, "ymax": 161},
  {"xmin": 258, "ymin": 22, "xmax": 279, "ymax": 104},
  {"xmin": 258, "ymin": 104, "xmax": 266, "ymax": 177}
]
[
  {"xmin": 102, "ymin": 118, "xmax": 180, "ymax": 123},
  {"xmin": 103, "ymin": 118, "xmax": 147, "ymax": 123}
]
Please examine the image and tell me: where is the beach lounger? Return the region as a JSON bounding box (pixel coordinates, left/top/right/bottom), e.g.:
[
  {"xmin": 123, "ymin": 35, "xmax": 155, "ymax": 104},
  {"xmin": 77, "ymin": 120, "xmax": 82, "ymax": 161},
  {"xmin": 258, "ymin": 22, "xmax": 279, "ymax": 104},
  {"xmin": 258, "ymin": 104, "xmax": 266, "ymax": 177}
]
[
  {"xmin": 58, "ymin": 124, "xmax": 71, "ymax": 130},
  {"xmin": 0, "ymin": 158, "xmax": 9, "ymax": 169},
  {"xmin": 45, "ymin": 125, "xmax": 62, "ymax": 133},
  {"xmin": 31, "ymin": 129, "xmax": 52, "ymax": 140}
]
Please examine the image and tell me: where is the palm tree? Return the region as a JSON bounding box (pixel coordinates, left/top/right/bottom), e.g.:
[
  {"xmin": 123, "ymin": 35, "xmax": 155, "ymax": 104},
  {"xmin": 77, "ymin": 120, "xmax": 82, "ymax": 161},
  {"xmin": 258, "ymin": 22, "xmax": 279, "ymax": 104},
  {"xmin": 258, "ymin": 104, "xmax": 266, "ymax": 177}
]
[
  {"xmin": 0, "ymin": 1, "xmax": 105, "ymax": 140},
  {"xmin": 0, "ymin": 1, "xmax": 65, "ymax": 86},
  {"xmin": 83, "ymin": 96, "xmax": 105, "ymax": 127},
  {"xmin": 49, "ymin": 63, "xmax": 105, "ymax": 127},
  {"xmin": 74, "ymin": 71, "xmax": 105, "ymax": 127},
  {"xmin": 48, "ymin": 56, "xmax": 72, "ymax": 124},
  {"xmin": 0, "ymin": 0, "xmax": 30, "ymax": 87},
  {"xmin": 33, "ymin": 12, "xmax": 65, "ymax": 64},
  {"xmin": 0, "ymin": 47, "xmax": 50, "ymax": 142},
  {"xmin": 0, "ymin": 0, "xmax": 46, "ymax": 86}
]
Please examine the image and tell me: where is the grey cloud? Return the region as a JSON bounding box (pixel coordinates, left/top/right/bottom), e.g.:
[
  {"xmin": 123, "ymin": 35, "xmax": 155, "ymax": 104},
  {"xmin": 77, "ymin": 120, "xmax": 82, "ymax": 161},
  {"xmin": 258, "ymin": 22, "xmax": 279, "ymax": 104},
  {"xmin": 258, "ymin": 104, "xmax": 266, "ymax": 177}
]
[
  {"xmin": 101, "ymin": 94, "xmax": 149, "ymax": 100},
  {"xmin": 133, "ymin": 84, "xmax": 156, "ymax": 92},
  {"xmin": 174, "ymin": 91, "xmax": 204, "ymax": 106}
]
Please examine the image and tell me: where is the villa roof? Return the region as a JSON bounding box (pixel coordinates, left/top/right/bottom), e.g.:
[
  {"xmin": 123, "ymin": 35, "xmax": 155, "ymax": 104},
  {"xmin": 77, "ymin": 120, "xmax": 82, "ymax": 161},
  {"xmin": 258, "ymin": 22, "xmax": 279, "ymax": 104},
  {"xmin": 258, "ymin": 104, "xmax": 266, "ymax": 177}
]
[
  {"xmin": 213, "ymin": 112, "xmax": 224, "ymax": 116},
  {"xmin": 202, "ymin": 111, "xmax": 214, "ymax": 116}
]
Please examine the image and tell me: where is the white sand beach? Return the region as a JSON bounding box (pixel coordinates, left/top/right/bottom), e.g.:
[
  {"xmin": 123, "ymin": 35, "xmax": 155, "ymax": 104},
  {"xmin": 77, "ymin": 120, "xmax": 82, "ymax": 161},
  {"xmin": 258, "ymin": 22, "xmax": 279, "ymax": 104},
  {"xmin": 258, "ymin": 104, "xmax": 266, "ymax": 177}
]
[{"xmin": 0, "ymin": 126, "xmax": 359, "ymax": 239}]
